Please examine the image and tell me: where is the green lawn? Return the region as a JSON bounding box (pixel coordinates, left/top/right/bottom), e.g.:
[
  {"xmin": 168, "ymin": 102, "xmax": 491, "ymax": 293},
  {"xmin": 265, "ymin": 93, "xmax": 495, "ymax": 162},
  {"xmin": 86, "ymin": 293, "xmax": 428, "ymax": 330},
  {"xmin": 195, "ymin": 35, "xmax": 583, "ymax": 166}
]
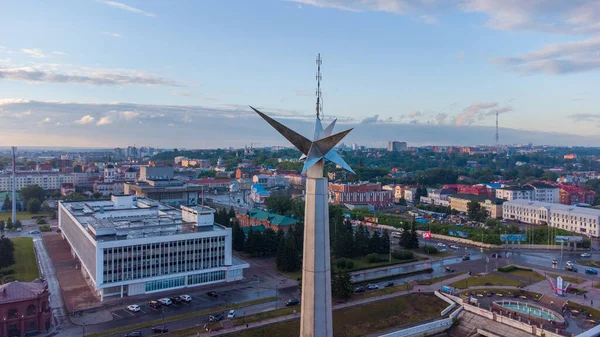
[
  {"xmin": 566, "ymin": 302, "xmax": 600, "ymax": 320},
  {"xmin": 0, "ymin": 237, "xmax": 39, "ymax": 282},
  {"xmin": 458, "ymin": 288, "xmax": 542, "ymax": 301},
  {"xmin": 416, "ymin": 272, "xmax": 466, "ymax": 285},
  {"xmin": 500, "ymin": 268, "xmax": 544, "ymax": 282},
  {"xmin": 232, "ymin": 307, "xmax": 300, "ymax": 325},
  {"xmin": 224, "ymin": 293, "xmax": 447, "ymax": 337},
  {"xmin": 352, "ymin": 283, "xmax": 410, "ymax": 300},
  {"xmin": 548, "ymin": 273, "xmax": 584, "ymax": 284},
  {"xmin": 449, "ymin": 274, "xmax": 522, "ymax": 289},
  {"xmin": 576, "ymin": 260, "xmax": 600, "ymax": 268},
  {"xmin": 0, "ymin": 212, "xmax": 51, "ymax": 221}
]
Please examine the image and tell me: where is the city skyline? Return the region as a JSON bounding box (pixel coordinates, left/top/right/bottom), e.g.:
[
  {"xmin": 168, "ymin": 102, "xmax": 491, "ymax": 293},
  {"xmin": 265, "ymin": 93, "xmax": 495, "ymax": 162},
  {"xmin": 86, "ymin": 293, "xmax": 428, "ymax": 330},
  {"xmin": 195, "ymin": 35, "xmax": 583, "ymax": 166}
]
[{"xmin": 1, "ymin": 0, "xmax": 600, "ymax": 147}]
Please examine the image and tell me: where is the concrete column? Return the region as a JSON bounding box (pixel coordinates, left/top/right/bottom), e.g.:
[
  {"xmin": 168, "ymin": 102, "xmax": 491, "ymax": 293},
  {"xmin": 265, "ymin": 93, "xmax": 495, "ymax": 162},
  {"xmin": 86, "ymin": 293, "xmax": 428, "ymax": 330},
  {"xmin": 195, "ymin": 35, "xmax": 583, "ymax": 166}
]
[{"xmin": 300, "ymin": 161, "xmax": 333, "ymax": 337}]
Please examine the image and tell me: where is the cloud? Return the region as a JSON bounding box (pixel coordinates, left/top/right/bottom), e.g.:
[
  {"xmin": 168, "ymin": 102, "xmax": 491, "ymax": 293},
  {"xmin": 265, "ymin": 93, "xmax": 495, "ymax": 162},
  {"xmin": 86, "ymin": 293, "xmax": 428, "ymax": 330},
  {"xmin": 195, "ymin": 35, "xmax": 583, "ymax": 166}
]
[
  {"xmin": 38, "ymin": 117, "xmax": 52, "ymax": 126},
  {"xmin": 97, "ymin": 115, "xmax": 114, "ymax": 126},
  {"xmin": 21, "ymin": 48, "xmax": 47, "ymax": 58},
  {"xmin": 172, "ymin": 90, "xmax": 192, "ymax": 97},
  {"xmin": 455, "ymin": 102, "xmax": 512, "ymax": 126},
  {"xmin": 435, "ymin": 113, "xmax": 448, "ymax": 124},
  {"xmin": 569, "ymin": 113, "xmax": 600, "ymax": 122},
  {"xmin": 101, "ymin": 1, "xmax": 156, "ymax": 17},
  {"xmin": 456, "ymin": 51, "xmax": 464, "ymax": 59},
  {"xmin": 52, "ymin": 51, "xmax": 69, "ymax": 56},
  {"xmin": 409, "ymin": 110, "xmax": 422, "ymax": 118},
  {"xmin": 102, "ymin": 32, "xmax": 122, "ymax": 37},
  {"xmin": 491, "ymin": 36, "xmax": 600, "ymax": 75},
  {"xmin": 361, "ymin": 115, "xmax": 379, "ymax": 124},
  {"xmin": 419, "ymin": 15, "xmax": 438, "ymax": 24},
  {"xmin": 0, "ymin": 66, "xmax": 181, "ymax": 86},
  {"xmin": 2, "ymin": 99, "xmax": 600, "ymax": 147},
  {"xmin": 75, "ymin": 115, "xmax": 95, "ymax": 125}
]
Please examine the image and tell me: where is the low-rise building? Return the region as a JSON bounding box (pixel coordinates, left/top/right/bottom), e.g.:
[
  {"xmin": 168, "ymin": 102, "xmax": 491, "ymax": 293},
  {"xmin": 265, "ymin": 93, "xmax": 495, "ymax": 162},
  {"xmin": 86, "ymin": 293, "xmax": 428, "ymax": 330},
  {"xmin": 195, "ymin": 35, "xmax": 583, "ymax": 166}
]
[
  {"xmin": 0, "ymin": 172, "xmax": 74, "ymax": 191},
  {"xmin": 252, "ymin": 175, "xmax": 289, "ymax": 188},
  {"xmin": 58, "ymin": 195, "xmax": 249, "ymax": 301},
  {"xmin": 329, "ymin": 182, "xmax": 393, "ymax": 209},
  {"xmin": 419, "ymin": 188, "xmax": 454, "ymax": 207},
  {"xmin": 0, "ymin": 279, "xmax": 53, "ymax": 337},
  {"xmin": 93, "ymin": 179, "xmax": 125, "ymax": 196},
  {"xmin": 60, "ymin": 183, "xmax": 75, "ymax": 196},
  {"xmin": 124, "ymin": 166, "xmax": 204, "ymax": 206},
  {"xmin": 249, "ymin": 183, "xmax": 270, "ymax": 204},
  {"xmin": 236, "ymin": 209, "xmax": 298, "ymax": 232},
  {"xmin": 449, "ymin": 194, "xmax": 504, "ymax": 219},
  {"xmin": 502, "ymin": 199, "xmax": 600, "ymax": 237},
  {"xmin": 496, "ymin": 182, "xmax": 559, "ymax": 203}
]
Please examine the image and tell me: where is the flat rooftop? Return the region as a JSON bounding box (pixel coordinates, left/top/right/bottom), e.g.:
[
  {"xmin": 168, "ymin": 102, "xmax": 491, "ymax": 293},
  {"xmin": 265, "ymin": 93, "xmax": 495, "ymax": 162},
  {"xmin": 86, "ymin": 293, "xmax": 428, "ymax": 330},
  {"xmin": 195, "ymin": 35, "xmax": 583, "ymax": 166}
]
[
  {"xmin": 61, "ymin": 197, "xmax": 226, "ymax": 242},
  {"xmin": 504, "ymin": 199, "xmax": 600, "ymax": 216}
]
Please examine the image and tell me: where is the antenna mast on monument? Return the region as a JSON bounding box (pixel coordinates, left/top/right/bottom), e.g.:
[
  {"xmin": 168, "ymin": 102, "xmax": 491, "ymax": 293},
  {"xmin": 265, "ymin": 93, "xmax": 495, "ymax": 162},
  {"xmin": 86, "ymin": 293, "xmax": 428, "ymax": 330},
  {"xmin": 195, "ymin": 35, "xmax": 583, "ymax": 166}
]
[
  {"xmin": 316, "ymin": 53, "xmax": 323, "ymax": 120},
  {"xmin": 495, "ymin": 110, "xmax": 499, "ymax": 152}
]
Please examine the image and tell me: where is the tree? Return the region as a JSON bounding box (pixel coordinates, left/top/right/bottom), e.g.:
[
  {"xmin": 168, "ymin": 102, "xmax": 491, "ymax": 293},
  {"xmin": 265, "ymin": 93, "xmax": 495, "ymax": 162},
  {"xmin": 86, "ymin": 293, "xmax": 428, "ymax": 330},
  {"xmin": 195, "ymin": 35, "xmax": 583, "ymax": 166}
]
[
  {"xmin": 399, "ymin": 222, "xmax": 411, "ymax": 249},
  {"xmin": 369, "ymin": 230, "xmax": 382, "ymax": 254},
  {"xmin": 333, "ymin": 219, "xmax": 354, "ymax": 259},
  {"xmin": 14, "ymin": 220, "xmax": 22, "ymax": 230},
  {"xmin": 467, "ymin": 200, "xmax": 486, "ymax": 222},
  {"xmin": 353, "ymin": 225, "xmax": 370, "ymax": 256},
  {"xmin": 26, "ymin": 198, "xmax": 41, "ymax": 214},
  {"xmin": 381, "ymin": 229, "xmax": 391, "ymax": 254},
  {"xmin": 20, "ymin": 185, "xmax": 45, "ymax": 203},
  {"xmin": 276, "ymin": 231, "xmax": 301, "ymax": 272},
  {"xmin": 245, "ymin": 227, "xmax": 259, "ymax": 256},
  {"xmin": 228, "ymin": 207, "xmax": 236, "ymax": 221},
  {"xmin": 1, "ymin": 195, "xmax": 10, "ymax": 211},
  {"xmin": 331, "ymin": 268, "xmax": 354, "ymax": 300},
  {"xmin": 5, "ymin": 218, "xmax": 13, "ymax": 231},
  {"xmin": 265, "ymin": 196, "xmax": 292, "ymax": 216},
  {"xmin": 409, "ymin": 222, "xmax": 419, "ymax": 249},
  {"xmin": 0, "ymin": 220, "xmax": 4, "ymax": 231},
  {"xmin": 263, "ymin": 228, "xmax": 279, "ymax": 256},
  {"xmin": 232, "ymin": 222, "xmax": 245, "ymax": 251},
  {"xmin": 0, "ymin": 235, "xmax": 15, "ymax": 269},
  {"xmin": 92, "ymin": 192, "xmax": 102, "ymax": 199}
]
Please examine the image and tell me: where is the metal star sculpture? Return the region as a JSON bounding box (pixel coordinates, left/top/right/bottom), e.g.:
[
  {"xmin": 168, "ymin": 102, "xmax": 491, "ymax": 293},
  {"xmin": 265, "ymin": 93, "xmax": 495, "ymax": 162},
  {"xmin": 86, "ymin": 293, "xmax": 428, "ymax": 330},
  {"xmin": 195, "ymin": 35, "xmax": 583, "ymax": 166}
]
[{"xmin": 250, "ymin": 106, "xmax": 354, "ymax": 175}]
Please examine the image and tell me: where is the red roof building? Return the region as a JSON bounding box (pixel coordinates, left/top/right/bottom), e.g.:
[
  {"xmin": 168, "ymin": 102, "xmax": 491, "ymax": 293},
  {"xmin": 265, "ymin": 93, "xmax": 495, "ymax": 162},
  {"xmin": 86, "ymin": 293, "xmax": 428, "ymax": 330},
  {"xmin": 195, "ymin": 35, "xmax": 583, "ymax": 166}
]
[
  {"xmin": 328, "ymin": 182, "xmax": 393, "ymax": 209},
  {"xmin": 0, "ymin": 279, "xmax": 53, "ymax": 337},
  {"xmin": 559, "ymin": 185, "xmax": 596, "ymax": 205}
]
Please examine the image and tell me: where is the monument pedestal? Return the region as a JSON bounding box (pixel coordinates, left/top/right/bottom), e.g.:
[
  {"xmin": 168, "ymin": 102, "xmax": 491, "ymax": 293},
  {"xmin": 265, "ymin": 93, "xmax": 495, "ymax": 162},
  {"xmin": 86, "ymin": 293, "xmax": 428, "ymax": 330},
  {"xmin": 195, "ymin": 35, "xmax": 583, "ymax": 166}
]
[{"xmin": 300, "ymin": 162, "xmax": 333, "ymax": 337}]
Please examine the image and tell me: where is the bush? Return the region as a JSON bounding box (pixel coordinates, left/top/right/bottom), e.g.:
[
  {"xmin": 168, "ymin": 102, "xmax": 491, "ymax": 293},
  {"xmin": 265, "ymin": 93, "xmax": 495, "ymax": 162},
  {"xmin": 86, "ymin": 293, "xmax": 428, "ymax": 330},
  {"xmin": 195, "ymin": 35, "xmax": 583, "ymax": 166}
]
[
  {"xmin": 392, "ymin": 250, "xmax": 414, "ymax": 260},
  {"xmin": 366, "ymin": 253, "xmax": 381, "ymax": 263},
  {"xmin": 39, "ymin": 226, "xmax": 52, "ymax": 232},
  {"xmin": 422, "ymin": 245, "xmax": 438, "ymax": 254},
  {"xmin": 336, "ymin": 258, "xmax": 347, "ymax": 269},
  {"xmin": 497, "ymin": 265, "xmax": 517, "ymax": 272},
  {"xmin": 36, "ymin": 218, "xmax": 47, "ymax": 225},
  {"xmin": 345, "ymin": 260, "xmax": 354, "ymax": 269}
]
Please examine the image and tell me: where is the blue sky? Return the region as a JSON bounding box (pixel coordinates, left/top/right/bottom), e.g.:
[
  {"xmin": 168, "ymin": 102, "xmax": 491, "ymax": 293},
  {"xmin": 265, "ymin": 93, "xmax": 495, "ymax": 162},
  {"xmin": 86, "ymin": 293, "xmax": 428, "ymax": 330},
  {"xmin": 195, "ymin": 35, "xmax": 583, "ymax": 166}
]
[{"xmin": 1, "ymin": 0, "xmax": 600, "ymax": 148}]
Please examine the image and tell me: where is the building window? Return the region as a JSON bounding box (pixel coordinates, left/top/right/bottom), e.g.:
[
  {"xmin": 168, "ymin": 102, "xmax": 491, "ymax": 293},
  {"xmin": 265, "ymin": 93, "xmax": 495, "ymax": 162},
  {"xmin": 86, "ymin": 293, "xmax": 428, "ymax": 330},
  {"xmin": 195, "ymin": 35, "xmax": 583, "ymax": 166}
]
[
  {"xmin": 26, "ymin": 321, "xmax": 37, "ymax": 332},
  {"xmin": 145, "ymin": 276, "xmax": 185, "ymax": 292},
  {"xmin": 188, "ymin": 270, "xmax": 226, "ymax": 286},
  {"xmin": 7, "ymin": 309, "xmax": 18, "ymax": 319},
  {"xmin": 26, "ymin": 304, "xmax": 36, "ymax": 316}
]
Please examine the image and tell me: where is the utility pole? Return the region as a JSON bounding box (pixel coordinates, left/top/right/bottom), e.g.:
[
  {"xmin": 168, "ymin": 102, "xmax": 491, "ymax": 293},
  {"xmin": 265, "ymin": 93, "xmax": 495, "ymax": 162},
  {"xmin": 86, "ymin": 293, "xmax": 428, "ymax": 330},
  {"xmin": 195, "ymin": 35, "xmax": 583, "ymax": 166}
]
[{"xmin": 11, "ymin": 146, "xmax": 17, "ymax": 222}]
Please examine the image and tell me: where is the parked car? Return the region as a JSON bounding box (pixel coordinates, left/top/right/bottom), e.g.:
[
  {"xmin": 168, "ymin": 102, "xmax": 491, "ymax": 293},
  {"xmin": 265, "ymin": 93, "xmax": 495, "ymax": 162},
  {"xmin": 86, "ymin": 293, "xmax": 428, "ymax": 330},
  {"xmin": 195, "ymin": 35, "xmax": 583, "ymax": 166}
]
[
  {"xmin": 209, "ymin": 313, "xmax": 225, "ymax": 322},
  {"xmin": 285, "ymin": 298, "xmax": 300, "ymax": 306},
  {"xmin": 367, "ymin": 284, "xmax": 379, "ymax": 290},
  {"xmin": 354, "ymin": 286, "xmax": 366, "ymax": 293},
  {"xmin": 124, "ymin": 331, "xmax": 142, "ymax": 337},
  {"xmin": 566, "ymin": 261, "xmax": 574, "ymax": 267},
  {"xmin": 151, "ymin": 326, "xmax": 168, "ymax": 333},
  {"xmin": 439, "ymin": 248, "xmax": 447, "ymax": 252},
  {"xmin": 450, "ymin": 245, "xmax": 460, "ymax": 250},
  {"xmin": 566, "ymin": 265, "xmax": 578, "ymax": 272},
  {"xmin": 28, "ymin": 230, "xmax": 40, "ymax": 234},
  {"xmin": 552, "ymin": 259, "xmax": 558, "ymax": 265},
  {"xmin": 148, "ymin": 301, "xmax": 161, "ymax": 309},
  {"xmin": 180, "ymin": 295, "xmax": 192, "ymax": 302},
  {"xmin": 384, "ymin": 281, "xmax": 394, "ymax": 287},
  {"xmin": 581, "ymin": 253, "xmax": 592, "ymax": 258},
  {"xmin": 158, "ymin": 298, "xmax": 172, "ymax": 306},
  {"xmin": 586, "ymin": 268, "xmax": 598, "ymax": 275},
  {"xmin": 462, "ymin": 255, "xmax": 471, "ymax": 261},
  {"xmin": 206, "ymin": 291, "xmax": 218, "ymax": 298},
  {"xmin": 227, "ymin": 310, "xmax": 236, "ymax": 319},
  {"xmin": 445, "ymin": 266, "xmax": 455, "ymax": 273},
  {"xmin": 490, "ymin": 253, "xmax": 502, "ymax": 258},
  {"xmin": 170, "ymin": 296, "xmax": 182, "ymax": 304},
  {"xmin": 437, "ymin": 243, "xmax": 446, "ymax": 247},
  {"xmin": 126, "ymin": 304, "xmax": 141, "ymax": 313}
]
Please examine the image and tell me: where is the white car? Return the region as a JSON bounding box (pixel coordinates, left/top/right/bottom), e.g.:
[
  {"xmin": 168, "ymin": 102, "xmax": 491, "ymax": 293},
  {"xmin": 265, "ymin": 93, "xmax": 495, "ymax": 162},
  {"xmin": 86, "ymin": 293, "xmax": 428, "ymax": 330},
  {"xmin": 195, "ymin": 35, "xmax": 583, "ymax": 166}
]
[
  {"xmin": 180, "ymin": 294, "xmax": 192, "ymax": 302},
  {"xmin": 227, "ymin": 309, "xmax": 236, "ymax": 319},
  {"xmin": 437, "ymin": 243, "xmax": 446, "ymax": 247},
  {"xmin": 127, "ymin": 304, "xmax": 141, "ymax": 312},
  {"xmin": 566, "ymin": 261, "xmax": 574, "ymax": 267},
  {"xmin": 367, "ymin": 284, "xmax": 379, "ymax": 290},
  {"xmin": 450, "ymin": 245, "xmax": 460, "ymax": 250},
  {"xmin": 581, "ymin": 253, "xmax": 592, "ymax": 258},
  {"xmin": 158, "ymin": 298, "xmax": 172, "ymax": 306}
]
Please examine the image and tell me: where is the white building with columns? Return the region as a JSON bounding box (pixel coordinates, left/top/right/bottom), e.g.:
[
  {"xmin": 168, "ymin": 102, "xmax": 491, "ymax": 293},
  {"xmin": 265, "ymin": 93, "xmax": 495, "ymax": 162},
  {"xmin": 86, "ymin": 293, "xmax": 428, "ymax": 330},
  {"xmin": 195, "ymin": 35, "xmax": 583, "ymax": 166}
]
[
  {"xmin": 502, "ymin": 199, "xmax": 600, "ymax": 237},
  {"xmin": 58, "ymin": 195, "xmax": 248, "ymax": 300}
]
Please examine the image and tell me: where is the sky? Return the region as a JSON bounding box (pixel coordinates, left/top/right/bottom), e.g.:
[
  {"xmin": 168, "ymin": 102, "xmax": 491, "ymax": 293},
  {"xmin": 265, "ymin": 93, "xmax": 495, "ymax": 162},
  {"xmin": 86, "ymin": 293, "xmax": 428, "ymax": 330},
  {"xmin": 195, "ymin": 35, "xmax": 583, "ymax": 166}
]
[{"xmin": 1, "ymin": 0, "xmax": 600, "ymax": 148}]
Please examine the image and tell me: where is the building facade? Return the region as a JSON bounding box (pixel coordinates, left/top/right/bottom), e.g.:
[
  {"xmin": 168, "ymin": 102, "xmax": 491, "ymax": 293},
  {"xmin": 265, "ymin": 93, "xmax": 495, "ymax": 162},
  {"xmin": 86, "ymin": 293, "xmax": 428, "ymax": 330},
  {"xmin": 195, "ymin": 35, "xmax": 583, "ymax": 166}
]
[
  {"xmin": 329, "ymin": 182, "xmax": 393, "ymax": 209},
  {"xmin": 58, "ymin": 195, "xmax": 248, "ymax": 301},
  {"xmin": 559, "ymin": 185, "xmax": 596, "ymax": 205},
  {"xmin": 502, "ymin": 199, "xmax": 600, "ymax": 237},
  {"xmin": 249, "ymin": 183, "xmax": 270, "ymax": 204},
  {"xmin": 124, "ymin": 166, "xmax": 204, "ymax": 207},
  {"xmin": 387, "ymin": 141, "xmax": 407, "ymax": 152},
  {"xmin": 495, "ymin": 183, "xmax": 559, "ymax": 204},
  {"xmin": 449, "ymin": 194, "xmax": 503, "ymax": 219},
  {"xmin": 0, "ymin": 279, "xmax": 53, "ymax": 337},
  {"xmin": 0, "ymin": 172, "xmax": 74, "ymax": 192},
  {"xmin": 252, "ymin": 175, "xmax": 289, "ymax": 188}
]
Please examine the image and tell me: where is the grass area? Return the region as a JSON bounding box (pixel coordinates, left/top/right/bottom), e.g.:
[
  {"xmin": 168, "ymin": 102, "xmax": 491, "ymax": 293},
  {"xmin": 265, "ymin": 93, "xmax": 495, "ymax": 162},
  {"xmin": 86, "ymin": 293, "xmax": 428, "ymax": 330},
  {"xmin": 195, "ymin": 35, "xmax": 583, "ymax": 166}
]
[
  {"xmin": 458, "ymin": 288, "xmax": 542, "ymax": 301},
  {"xmin": 353, "ymin": 267, "xmax": 434, "ymax": 285},
  {"xmin": 279, "ymin": 270, "xmax": 302, "ymax": 281},
  {"xmin": 498, "ymin": 266, "xmax": 544, "ymax": 282},
  {"xmin": 352, "ymin": 283, "xmax": 411, "ymax": 300},
  {"xmin": 223, "ymin": 293, "xmax": 447, "ymax": 337},
  {"xmin": 415, "ymin": 272, "xmax": 466, "ymax": 285},
  {"xmin": 566, "ymin": 302, "xmax": 600, "ymax": 320},
  {"xmin": 89, "ymin": 297, "xmax": 277, "ymax": 337},
  {"xmin": 0, "ymin": 237, "xmax": 39, "ymax": 283},
  {"xmin": 575, "ymin": 260, "xmax": 600, "ymax": 268},
  {"xmin": 0, "ymin": 211, "xmax": 51, "ymax": 221},
  {"xmin": 449, "ymin": 274, "xmax": 522, "ymax": 289},
  {"xmin": 232, "ymin": 306, "xmax": 300, "ymax": 325},
  {"xmin": 548, "ymin": 273, "xmax": 585, "ymax": 284}
]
